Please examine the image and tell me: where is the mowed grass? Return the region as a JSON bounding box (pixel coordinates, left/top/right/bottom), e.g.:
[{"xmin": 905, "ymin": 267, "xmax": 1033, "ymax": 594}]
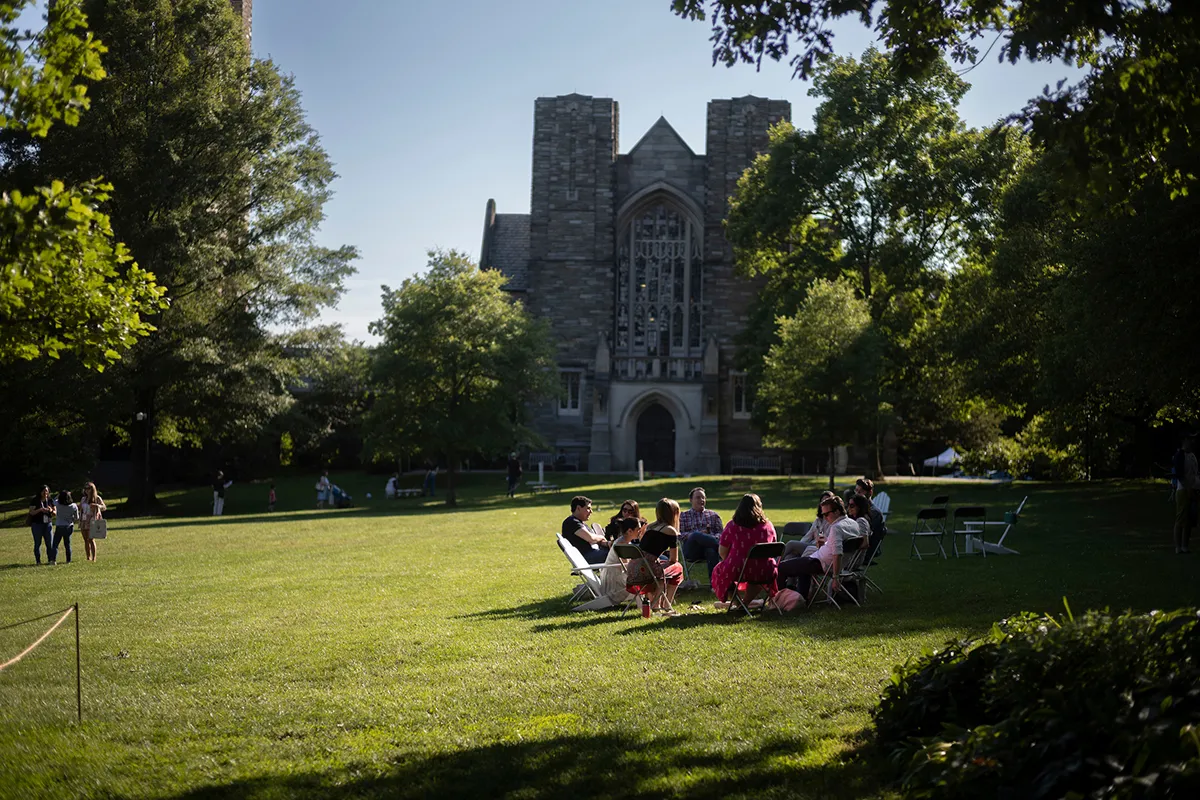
[{"xmin": 0, "ymin": 474, "xmax": 1197, "ymax": 799}]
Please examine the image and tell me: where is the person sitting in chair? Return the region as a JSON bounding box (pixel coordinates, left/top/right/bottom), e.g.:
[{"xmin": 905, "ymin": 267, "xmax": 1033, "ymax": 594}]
[
  {"xmin": 778, "ymin": 495, "xmax": 858, "ymax": 600},
  {"xmin": 599, "ymin": 516, "xmax": 643, "ymax": 606},
  {"xmin": 604, "ymin": 500, "xmax": 643, "ymax": 541},
  {"xmin": 679, "ymin": 487, "xmax": 723, "ymax": 583},
  {"xmin": 562, "ymin": 495, "xmax": 609, "ymax": 564},
  {"xmin": 634, "ymin": 498, "xmax": 685, "ymax": 616},
  {"xmin": 710, "ymin": 493, "xmax": 778, "ymax": 609},
  {"xmin": 783, "ymin": 491, "xmax": 835, "ymax": 559}
]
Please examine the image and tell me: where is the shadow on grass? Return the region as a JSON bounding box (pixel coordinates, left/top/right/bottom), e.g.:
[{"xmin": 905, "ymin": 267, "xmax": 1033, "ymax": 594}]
[{"xmin": 158, "ymin": 733, "xmax": 891, "ymax": 800}]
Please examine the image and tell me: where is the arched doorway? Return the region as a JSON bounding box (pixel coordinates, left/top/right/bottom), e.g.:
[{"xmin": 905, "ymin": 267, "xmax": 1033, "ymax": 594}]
[{"xmin": 636, "ymin": 403, "xmax": 675, "ymax": 472}]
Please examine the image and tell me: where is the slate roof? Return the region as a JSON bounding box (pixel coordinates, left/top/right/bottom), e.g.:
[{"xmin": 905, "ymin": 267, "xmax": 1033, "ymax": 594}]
[{"xmin": 484, "ymin": 213, "xmax": 530, "ymax": 291}]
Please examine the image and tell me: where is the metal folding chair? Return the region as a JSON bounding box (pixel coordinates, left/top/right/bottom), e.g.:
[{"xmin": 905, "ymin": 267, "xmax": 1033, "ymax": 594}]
[
  {"xmin": 931, "ymin": 495, "xmax": 949, "ymax": 508},
  {"xmin": 850, "ymin": 527, "xmax": 887, "ymax": 597},
  {"xmin": 729, "ymin": 541, "xmax": 785, "ymax": 616},
  {"xmin": 612, "ymin": 543, "xmax": 664, "ymax": 615},
  {"xmin": 951, "ymin": 506, "xmax": 988, "ymax": 558},
  {"xmin": 909, "ymin": 508, "xmax": 948, "ymax": 560},
  {"xmin": 808, "ymin": 537, "xmax": 868, "ymax": 609}
]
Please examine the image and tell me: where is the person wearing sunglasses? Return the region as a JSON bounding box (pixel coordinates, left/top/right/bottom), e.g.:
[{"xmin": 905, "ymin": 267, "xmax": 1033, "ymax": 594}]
[
  {"xmin": 778, "ymin": 495, "xmax": 857, "ymax": 600},
  {"xmin": 605, "ymin": 499, "xmax": 644, "ymax": 541}
]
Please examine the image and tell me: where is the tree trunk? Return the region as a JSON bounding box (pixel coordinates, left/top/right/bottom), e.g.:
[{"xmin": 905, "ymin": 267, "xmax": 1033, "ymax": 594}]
[{"xmin": 827, "ymin": 444, "xmax": 836, "ymax": 491}]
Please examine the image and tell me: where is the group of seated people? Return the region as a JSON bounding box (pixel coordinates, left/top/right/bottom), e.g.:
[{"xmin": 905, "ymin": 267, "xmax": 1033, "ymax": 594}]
[{"xmin": 559, "ymin": 479, "xmax": 888, "ymax": 615}]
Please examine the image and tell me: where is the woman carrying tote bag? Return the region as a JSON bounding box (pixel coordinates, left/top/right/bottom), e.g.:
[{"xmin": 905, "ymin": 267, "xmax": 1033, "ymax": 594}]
[{"xmin": 79, "ymin": 482, "xmax": 107, "ymax": 562}]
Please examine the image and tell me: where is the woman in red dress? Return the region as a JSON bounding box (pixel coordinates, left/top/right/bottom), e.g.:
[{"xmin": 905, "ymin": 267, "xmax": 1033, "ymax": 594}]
[{"xmin": 711, "ymin": 493, "xmax": 777, "ymax": 605}]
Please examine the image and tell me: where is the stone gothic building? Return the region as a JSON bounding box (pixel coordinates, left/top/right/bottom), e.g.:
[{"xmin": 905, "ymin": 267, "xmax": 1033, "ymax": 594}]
[{"xmin": 480, "ymin": 94, "xmax": 791, "ymax": 474}]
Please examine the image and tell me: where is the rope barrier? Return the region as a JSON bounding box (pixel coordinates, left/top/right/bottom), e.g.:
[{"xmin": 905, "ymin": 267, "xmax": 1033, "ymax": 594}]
[
  {"xmin": 0, "ymin": 607, "xmax": 75, "ymax": 673},
  {"xmin": 0, "ymin": 606, "xmax": 75, "ymax": 632}
]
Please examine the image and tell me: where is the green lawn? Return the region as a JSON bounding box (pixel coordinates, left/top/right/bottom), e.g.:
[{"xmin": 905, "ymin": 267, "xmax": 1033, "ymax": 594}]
[{"xmin": 0, "ymin": 474, "xmax": 1196, "ymax": 799}]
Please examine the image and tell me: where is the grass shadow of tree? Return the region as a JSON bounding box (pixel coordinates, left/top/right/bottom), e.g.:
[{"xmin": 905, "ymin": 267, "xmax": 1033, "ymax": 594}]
[{"xmin": 158, "ymin": 732, "xmax": 892, "ymax": 800}]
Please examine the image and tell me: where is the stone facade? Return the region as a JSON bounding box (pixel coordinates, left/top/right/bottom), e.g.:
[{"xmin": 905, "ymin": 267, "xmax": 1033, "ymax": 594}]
[
  {"xmin": 230, "ymin": 0, "xmax": 252, "ymax": 43},
  {"xmin": 481, "ymin": 95, "xmax": 790, "ymax": 474}
]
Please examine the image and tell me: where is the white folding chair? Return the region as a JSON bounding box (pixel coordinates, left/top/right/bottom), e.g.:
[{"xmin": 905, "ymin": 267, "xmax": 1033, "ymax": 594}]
[
  {"xmin": 556, "ymin": 534, "xmax": 618, "ymax": 611},
  {"xmin": 909, "ymin": 508, "xmax": 948, "ymax": 560}
]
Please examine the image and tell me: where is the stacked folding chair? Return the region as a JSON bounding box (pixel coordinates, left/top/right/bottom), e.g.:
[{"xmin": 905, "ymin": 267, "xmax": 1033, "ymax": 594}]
[
  {"xmin": 729, "ymin": 541, "xmax": 785, "ymax": 616},
  {"xmin": 909, "ymin": 508, "xmax": 948, "ymax": 560},
  {"xmin": 951, "ymin": 506, "xmax": 988, "ymax": 558}
]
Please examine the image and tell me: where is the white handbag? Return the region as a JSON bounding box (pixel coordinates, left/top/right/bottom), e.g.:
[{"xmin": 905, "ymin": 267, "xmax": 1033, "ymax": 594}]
[{"xmin": 90, "ymin": 518, "xmax": 108, "ymax": 540}]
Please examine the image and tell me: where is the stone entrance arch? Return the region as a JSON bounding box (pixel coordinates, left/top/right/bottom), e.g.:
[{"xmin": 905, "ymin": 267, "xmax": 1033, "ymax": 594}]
[{"xmin": 635, "ymin": 403, "xmax": 675, "ymax": 472}]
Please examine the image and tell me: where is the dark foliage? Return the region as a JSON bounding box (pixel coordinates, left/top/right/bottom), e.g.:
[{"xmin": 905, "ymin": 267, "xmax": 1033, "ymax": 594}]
[{"xmin": 874, "ymin": 607, "xmax": 1200, "ymax": 799}]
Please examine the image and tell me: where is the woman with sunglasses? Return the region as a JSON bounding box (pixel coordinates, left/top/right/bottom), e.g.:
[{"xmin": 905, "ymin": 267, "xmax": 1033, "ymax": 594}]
[{"xmin": 604, "ymin": 499, "xmax": 643, "ymax": 541}]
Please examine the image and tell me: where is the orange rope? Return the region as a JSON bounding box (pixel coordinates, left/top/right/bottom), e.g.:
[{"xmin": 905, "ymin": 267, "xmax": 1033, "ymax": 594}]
[{"xmin": 0, "ymin": 607, "xmax": 75, "ymax": 672}]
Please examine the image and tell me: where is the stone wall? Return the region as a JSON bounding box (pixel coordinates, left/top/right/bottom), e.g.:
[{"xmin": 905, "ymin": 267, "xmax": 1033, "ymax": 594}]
[{"xmin": 229, "ymin": 0, "xmax": 252, "ymax": 42}]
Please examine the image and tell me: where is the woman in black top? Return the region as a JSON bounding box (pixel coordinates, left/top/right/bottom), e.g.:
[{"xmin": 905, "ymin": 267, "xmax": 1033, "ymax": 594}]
[
  {"xmin": 636, "ymin": 498, "xmax": 684, "ymax": 616},
  {"xmin": 604, "ymin": 499, "xmax": 643, "ymax": 541},
  {"xmin": 28, "ymin": 485, "xmax": 54, "ymax": 565}
]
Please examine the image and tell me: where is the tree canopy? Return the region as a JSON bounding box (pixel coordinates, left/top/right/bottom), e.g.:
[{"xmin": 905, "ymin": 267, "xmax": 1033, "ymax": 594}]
[
  {"xmin": 671, "ymin": 0, "xmax": 1200, "ymax": 199},
  {"xmin": 0, "ymin": 0, "xmax": 165, "ymax": 369},
  {"xmin": 9, "ymin": 0, "xmax": 356, "ymax": 506},
  {"xmin": 366, "ymin": 250, "xmax": 557, "ymax": 506}
]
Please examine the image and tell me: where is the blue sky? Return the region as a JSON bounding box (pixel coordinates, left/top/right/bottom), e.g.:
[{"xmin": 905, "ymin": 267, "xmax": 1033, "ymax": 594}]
[{"xmin": 43, "ymin": 1, "xmax": 1082, "ymax": 342}]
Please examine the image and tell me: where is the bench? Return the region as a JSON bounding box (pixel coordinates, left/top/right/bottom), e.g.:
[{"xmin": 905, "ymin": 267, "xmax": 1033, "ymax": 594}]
[
  {"xmin": 730, "ymin": 455, "xmax": 783, "ymax": 474},
  {"xmin": 528, "ymin": 483, "xmax": 560, "ymax": 494},
  {"xmin": 392, "ymin": 488, "xmax": 423, "ymax": 499}
]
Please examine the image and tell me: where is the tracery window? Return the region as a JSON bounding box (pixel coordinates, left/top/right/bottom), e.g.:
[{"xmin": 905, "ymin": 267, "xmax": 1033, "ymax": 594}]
[{"xmin": 615, "ymin": 201, "xmax": 704, "ymax": 359}]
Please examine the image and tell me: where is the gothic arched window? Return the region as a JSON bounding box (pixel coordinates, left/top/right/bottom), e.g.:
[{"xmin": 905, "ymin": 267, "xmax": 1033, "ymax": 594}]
[{"xmin": 616, "ymin": 201, "xmax": 703, "ymax": 359}]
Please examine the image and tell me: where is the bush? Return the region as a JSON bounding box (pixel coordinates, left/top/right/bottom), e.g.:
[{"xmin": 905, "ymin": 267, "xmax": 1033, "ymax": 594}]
[{"xmin": 874, "ymin": 607, "xmax": 1200, "ymax": 799}]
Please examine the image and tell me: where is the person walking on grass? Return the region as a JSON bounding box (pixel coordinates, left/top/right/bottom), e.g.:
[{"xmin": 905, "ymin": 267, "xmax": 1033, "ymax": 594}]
[
  {"xmin": 79, "ymin": 482, "xmax": 106, "ymax": 562},
  {"xmin": 52, "ymin": 490, "xmax": 80, "ymax": 564},
  {"xmin": 316, "ymin": 470, "xmax": 331, "ymax": 509},
  {"xmin": 212, "ymin": 471, "xmax": 233, "ymax": 516},
  {"xmin": 506, "ymin": 452, "xmax": 522, "ymax": 498},
  {"xmin": 28, "ymin": 485, "xmax": 54, "ymax": 565}
]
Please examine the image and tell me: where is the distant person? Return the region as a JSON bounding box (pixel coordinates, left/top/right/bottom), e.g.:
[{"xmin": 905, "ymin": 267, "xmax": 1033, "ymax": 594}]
[
  {"xmin": 561, "ymin": 495, "xmax": 608, "ymax": 565},
  {"xmin": 52, "ymin": 490, "xmax": 80, "ymax": 564},
  {"xmin": 212, "ymin": 471, "xmax": 233, "ymax": 516},
  {"xmin": 506, "ymin": 452, "xmax": 523, "ymax": 498},
  {"xmin": 710, "ymin": 493, "xmax": 778, "ymax": 609},
  {"xmin": 423, "ymin": 461, "xmax": 437, "ymax": 497},
  {"xmin": 1174, "ymin": 434, "xmax": 1198, "ymax": 554},
  {"xmin": 678, "ymin": 486, "xmax": 723, "ymax": 585},
  {"xmin": 79, "ymin": 482, "xmax": 106, "ymax": 562},
  {"xmin": 28, "ymin": 485, "xmax": 54, "ymax": 565},
  {"xmin": 267, "ymin": 483, "xmax": 277, "ymax": 512},
  {"xmin": 316, "ymin": 470, "xmax": 331, "ymax": 509},
  {"xmin": 385, "ymin": 473, "xmax": 398, "ymax": 500}
]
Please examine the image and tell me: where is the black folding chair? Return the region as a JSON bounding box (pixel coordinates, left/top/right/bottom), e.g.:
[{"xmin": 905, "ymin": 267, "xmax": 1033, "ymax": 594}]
[
  {"xmin": 730, "ymin": 541, "xmax": 786, "ymax": 616},
  {"xmin": 931, "ymin": 495, "xmax": 950, "ymax": 508},
  {"xmin": 910, "ymin": 508, "xmax": 948, "ymax": 560},
  {"xmin": 952, "ymin": 506, "xmax": 988, "ymax": 558},
  {"xmin": 612, "ymin": 543, "xmax": 664, "ymax": 615}
]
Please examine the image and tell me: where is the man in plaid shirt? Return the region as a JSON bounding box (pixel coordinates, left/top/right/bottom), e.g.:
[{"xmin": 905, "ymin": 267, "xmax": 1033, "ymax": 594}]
[{"xmin": 679, "ymin": 487, "xmax": 723, "ymax": 583}]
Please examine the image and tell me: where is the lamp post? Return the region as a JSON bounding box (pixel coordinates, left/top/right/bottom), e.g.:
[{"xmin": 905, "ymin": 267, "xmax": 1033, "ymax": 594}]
[{"xmin": 135, "ymin": 412, "xmax": 150, "ymax": 509}]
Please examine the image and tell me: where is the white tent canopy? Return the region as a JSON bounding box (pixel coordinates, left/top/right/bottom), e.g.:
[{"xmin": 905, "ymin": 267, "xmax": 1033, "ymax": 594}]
[{"xmin": 923, "ymin": 447, "xmax": 961, "ymax": 468}]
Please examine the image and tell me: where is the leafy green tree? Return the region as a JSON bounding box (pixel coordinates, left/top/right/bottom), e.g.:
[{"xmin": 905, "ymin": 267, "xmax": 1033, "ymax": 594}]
[
  {"xmin": 18, "ymin": 0, "xmax": 356, "ymax": 509},
  {"xmin": 0, "ymin": 0, "xmax": 164, "ymax": 368},
  {"xmin": 365, "ymin": 250, "xmax": 557, "ymax": 507},
  {"xmin": 671, "ymin": 0, "xmax": 1200, "ymax": 199},
  {"xmin": 728, "ymin": 48, "xmax": 1023, "ymax": 470},
  {"xmin": 758, "ymin": 278, "xmax": 883, "ymax": 489}
]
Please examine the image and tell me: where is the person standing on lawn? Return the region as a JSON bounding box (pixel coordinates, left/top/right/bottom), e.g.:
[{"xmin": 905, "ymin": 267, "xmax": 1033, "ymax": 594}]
[
  {"xmin": 316, "ymin": 470, "xmax": 331, "ymax": 509},
  {"xmin": 79, "ymin": 482, "xmax": 105, "ymax": 562},
  {"xmin": 506, "ymin": 452, "xmax": 522, "ymax": 498},
  {"xmin": 679, "ymin": 486, "xmax": 723, "ymax": 586},
  {"xmin": 52, "ymin": 490, "xmax": 80, "ymax": 564},
  {"xmin": 212, "ymin": 471, "xmax": 233, "ymax": 516},
  {"xmin": 28, "ymin": 485, "xmax": 54, "ymax": 565}
]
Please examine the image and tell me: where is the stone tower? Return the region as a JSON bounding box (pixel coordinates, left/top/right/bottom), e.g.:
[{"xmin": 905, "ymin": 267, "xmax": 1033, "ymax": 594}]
[{"xmin": 229, "ymin": 0, "xmax": 252, "ymax": 43}]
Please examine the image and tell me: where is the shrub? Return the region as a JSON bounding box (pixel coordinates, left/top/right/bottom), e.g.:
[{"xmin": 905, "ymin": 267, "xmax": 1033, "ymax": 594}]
[{"xmin": 874, "ymin": 607, "xmax": 1200, "ymax": 799}]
